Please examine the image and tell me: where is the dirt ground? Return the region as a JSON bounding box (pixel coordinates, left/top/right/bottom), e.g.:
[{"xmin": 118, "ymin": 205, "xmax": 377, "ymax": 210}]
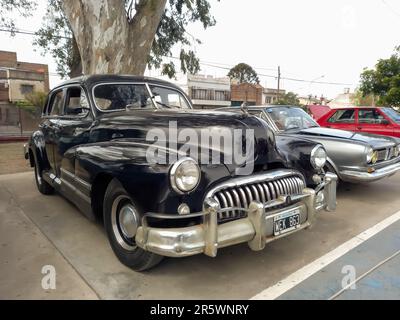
[{"xmin": 0, "ymin": 142, "xmax": 32, "ymax": 175}]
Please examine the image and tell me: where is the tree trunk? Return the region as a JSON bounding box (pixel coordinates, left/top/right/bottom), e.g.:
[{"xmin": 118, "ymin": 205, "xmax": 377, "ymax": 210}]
[
  {"xmin": 69, "ymin": 35, "xmax": 83, "ymax": 78},
  {"xmin": 62, "ymin": 0, "xmax": 167, "ymax": 75}
]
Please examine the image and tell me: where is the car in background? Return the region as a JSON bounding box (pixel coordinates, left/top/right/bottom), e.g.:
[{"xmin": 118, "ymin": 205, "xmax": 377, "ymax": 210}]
[
  {"xmin": 311, "ymin": 106, "xmax": 400, "ymax": 138},
  {"xmin": 219, "ymin": 105, "xmax": 400, "ymax": 184}
]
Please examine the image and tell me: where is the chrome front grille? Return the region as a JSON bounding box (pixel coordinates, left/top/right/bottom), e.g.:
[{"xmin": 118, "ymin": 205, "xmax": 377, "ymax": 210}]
[
  {"xmin": 377, "ymin": 147, "xmax": 397, "ymax": 162},
  {"xmin": 211, "ymin": 174, "xmax": 306, "ymax": 223}
]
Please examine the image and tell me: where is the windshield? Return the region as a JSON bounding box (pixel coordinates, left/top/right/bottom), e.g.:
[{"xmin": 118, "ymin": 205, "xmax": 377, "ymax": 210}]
[
  {"xmin": 265, "ymin": 107, "xmax": 319, "ymax": 131},
  {"xmin": 381, "ymin": 107, "xmax": 400, "ymax": 123},
  {"xmin": 93, "ymin": 83, "xmax": 191, "ymax": 111}
]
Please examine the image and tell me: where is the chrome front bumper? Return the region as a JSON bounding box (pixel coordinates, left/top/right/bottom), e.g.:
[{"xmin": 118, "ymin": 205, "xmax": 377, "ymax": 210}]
[
  {"xmin": 135, "ymin": 172, "xmax": 337, "ymax": 258},
  {"xmin": 340, "ymin": 161, "xmax": 400, "ymax": 183}
]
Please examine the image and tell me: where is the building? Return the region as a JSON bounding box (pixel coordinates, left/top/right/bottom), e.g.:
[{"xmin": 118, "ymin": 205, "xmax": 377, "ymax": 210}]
[
  {"xmin": 184, "ymin": 74, "xmax": 231, "ymax": 110},
  {"xmin": 262, "ymin": 88, "xmax": 286, "ymax": 105},
  {"xmin": 298, "ymin": 95, "xmax": 329, "ymax": 106},
  {"xmin": 231, "ymin": 83, "xmax": 287, "ymax": 106},
  {"xmin": 231, "ymin": 82, "xmax": 264, "ymax": 106},
  {"xmin": 328, "ymin": 88, "xmax": 354, "ymax": 109},
  {"xmin": 0, "ymin": 51, "xmax": 49, "ymax": 135}
]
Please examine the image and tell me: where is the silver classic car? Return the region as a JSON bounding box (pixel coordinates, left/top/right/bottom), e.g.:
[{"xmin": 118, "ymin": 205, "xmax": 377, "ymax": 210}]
[{"xmin": 220, "ymin": 105, "xmax": 400, "ymax": 184}]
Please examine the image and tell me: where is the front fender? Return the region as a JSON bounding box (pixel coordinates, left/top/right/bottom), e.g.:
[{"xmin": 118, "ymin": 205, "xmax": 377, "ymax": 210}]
[
  {"xmin": 275, "ymin": 135, "xmax": 320, "ymax": 186},
  {"xmin": 72, "ymin": 141, "xmax": 230, "ymax": 215}
]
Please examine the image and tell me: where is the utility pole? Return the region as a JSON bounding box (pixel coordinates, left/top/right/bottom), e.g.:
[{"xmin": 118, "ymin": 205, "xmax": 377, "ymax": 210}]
[{"xmin": 277, "ymin": 66, "xmax": 281, "ymax": 101}]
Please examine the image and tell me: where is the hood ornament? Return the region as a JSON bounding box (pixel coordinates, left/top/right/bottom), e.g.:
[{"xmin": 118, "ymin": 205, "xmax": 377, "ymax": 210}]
[{"xmin": 240, "ymin": 102, "xmax": 249, "ymax": 115}]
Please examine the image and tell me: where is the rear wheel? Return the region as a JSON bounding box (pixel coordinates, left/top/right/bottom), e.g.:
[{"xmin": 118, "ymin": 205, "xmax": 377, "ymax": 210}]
[
  {"xmin": 34, "ymin": 157, "xmax": 54, "ymax": 195},
  {"xmin": 103, "ymin": 178, "xmax": 163, "ymax": 271}
]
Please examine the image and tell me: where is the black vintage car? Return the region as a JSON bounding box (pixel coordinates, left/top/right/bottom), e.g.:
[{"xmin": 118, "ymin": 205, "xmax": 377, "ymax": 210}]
[{"xmin": 25, "ymin": 75, "xmax": 337, "ymax": 271}]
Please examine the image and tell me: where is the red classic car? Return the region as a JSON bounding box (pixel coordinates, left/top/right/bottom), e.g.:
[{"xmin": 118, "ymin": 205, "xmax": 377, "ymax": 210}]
[{"xmin": 309, "ymin": 106, "xmax": 400, "ymax": 138}]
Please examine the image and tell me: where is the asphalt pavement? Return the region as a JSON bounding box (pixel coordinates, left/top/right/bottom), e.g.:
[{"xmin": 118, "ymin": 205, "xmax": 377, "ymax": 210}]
[{"xmin": 0, "ymin": 171, "xmax": 399, "ymax": 299}]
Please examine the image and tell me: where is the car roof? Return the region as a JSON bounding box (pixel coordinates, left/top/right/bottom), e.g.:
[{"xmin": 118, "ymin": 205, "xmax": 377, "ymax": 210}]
[
  {"xmin": 51, "ymin": 74, "xmax": 184, "ymax": 92},
  {"xmin": 221, "ymin": 105, "xmax": 303, "ymax": 111},
  {"xmin": 329, "ymin": 106, "xmax": 384, "ymax": 110}
]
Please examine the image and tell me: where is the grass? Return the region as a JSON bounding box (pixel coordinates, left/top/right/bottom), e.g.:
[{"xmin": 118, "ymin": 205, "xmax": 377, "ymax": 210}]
[{"xmin": 0, "ymin": 142, "xmax": 33, "ymax": 175}]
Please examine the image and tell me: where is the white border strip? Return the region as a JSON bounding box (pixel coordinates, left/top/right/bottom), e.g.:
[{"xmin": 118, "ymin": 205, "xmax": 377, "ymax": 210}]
[{"xmin": 251, "ymin": 210, "xmax": 400, "ymax": 300}]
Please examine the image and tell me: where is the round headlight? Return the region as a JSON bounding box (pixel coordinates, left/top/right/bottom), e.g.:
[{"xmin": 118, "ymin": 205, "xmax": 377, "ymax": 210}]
[
  {"xmin": 311, "ymin": 146, "xmax": 327, "ymax": 169},
  {"xmin": 367, "ymin": 148, "xmax": 378, "ymax": 164},
  {"xmin": 395, "ymin": 145, "xmax": 400, "ymax": 158},
  {"xmin": 170, "ymin": 158, "xmax": 201, "ymax": 194}
]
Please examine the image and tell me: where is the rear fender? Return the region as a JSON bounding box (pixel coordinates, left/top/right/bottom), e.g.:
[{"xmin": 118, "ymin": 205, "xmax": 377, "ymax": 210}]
[{"xmin": 29, "ymin": 130, "xmax": 51, "ymax": 171}]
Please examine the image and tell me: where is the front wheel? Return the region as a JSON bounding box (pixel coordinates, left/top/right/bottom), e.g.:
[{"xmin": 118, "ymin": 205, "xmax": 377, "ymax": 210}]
[{"xmin": 103, "ymin": 179, "xmax": 163, "ymax": 271}]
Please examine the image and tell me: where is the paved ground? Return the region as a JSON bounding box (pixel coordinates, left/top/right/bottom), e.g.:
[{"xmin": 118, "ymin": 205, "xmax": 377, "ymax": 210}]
[
  {"xmin": 0, "ymin": 171, "xmax": 399, "ymax": 300},
  {"xmin": 275, "ymin": 218, "xmax": 400, "ymax": 300}
]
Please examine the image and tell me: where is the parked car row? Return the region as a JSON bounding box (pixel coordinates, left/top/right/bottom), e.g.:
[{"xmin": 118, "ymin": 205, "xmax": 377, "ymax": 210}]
[
  {"xmin": 307, "ymin": 105, "xmax": 400, "ymax": 138},
  {"xmin": 24, "ymin": 75, "xmax": 399, "ymax": 271},
  {"xmin": 220, "ymin": 106, "xmax": 400, "ymax": 184}
]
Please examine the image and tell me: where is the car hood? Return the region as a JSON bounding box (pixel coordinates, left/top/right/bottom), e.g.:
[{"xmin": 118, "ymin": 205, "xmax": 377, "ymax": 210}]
[
  {"xmin": 94, "ymin": 109, "xmax": 283, "ymax": 173},
  {"xmin": 297, "ymin": 127, "xmax": 398, "ymax": 149}
]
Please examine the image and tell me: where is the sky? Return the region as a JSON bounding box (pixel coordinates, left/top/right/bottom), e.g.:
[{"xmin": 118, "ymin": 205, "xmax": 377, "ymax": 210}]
[{"xmin": 1, "ymin": 0, "xmax": 400, "ymax": 99}]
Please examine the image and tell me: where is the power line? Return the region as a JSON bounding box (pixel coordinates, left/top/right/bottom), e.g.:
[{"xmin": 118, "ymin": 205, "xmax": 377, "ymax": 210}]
[
  {"xmin": 0, "ymin": 28, "xmax": 71, "ymax": 40},
  {"xmin": 0, "ymin": 27, "xmax": 354, "ymax": 86},
  {"xmin": 166, "ymin": 56, "xmax": 354, "ymax": 86},
  {"xmin": 381, "ymin": 0, "xmax": 400, "ymax": 18}
]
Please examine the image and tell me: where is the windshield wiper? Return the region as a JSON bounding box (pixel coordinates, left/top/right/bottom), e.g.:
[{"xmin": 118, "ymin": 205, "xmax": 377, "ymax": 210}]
[
  {"xmin": 155, "ymin": 101, "xmax": 173, "ymax": 109},
  {"xmin": 150, "ymin": 96, "xmax": 174, "ymax": 109}
]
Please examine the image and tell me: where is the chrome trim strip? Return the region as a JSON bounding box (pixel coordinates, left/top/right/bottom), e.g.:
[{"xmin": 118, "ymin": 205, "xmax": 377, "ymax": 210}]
[
  {"xmin": 60, "ymin": 168, "xmax": 92, "ymax": 192},
  {"xmin": 341, "ymin": 161, "xmax": 400, "ymax": 182},
  {"xmin": 60, "ymin": 177, "xmax": 91, "ymax": 203},
  {"xmin": 91, "ymin": 82, "xmax": 193, "ymax": 113}
]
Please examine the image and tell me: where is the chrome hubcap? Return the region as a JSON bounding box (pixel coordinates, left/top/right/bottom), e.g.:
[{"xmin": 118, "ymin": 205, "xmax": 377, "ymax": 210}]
[
  {"xmin": 111, "ymin": 195, "xmax": 140, "ymax": 251},
  {"xmin": 118, "ymin": 204, "xmax": 138, "ymax": 239}
]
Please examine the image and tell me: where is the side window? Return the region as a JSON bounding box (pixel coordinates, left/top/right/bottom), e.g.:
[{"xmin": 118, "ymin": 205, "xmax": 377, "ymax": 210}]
[
  {"xmin": 48, "ymin": 90, "xmax": 64, "ymax": 117},
  {"xmin": 328, "ymin": 109, "xmax": 355, "ymax": 123},
  {"xmin": 150, "ymin": 86, "xmax": 190, "ymax": 109},
  {"xmin": 64, "ymin": 87, "xmax": 90, "ymax": 117},
  {"xmin": 358, "ymin": 109, "xmax": 385, "ymax": 124}
]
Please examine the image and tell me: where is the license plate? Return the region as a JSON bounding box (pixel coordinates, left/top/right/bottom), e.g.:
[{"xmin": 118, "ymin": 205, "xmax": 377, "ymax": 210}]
[{"xmin": 274, "ymin": 208, "xmax": 301, "ymax": 236}]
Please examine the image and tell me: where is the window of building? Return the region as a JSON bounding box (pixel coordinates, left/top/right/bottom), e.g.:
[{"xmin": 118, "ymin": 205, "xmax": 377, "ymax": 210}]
[
  {"xmin": 265, "ymin": 97, "xmax": 272, "ymax": 104},
  {"xmin": 20, "ymin": 84, "xmax": 34, "ymax": 95},
  {"xmin": 191, "ymin": 88, "xmax": 230, "ymax": 101},
  {"xmin": 215, "ymin": 90, "xmax": 230, "ymax": 101},
  {"xmin": 328, "ymin": 109, "xmax": 355, "ymax": 123}
]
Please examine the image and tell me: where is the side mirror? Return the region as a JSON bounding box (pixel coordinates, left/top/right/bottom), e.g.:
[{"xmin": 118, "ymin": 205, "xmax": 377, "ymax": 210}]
[{"xmin": 381, "ymin": 119, "xmax": 390, "ymax": 125}]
